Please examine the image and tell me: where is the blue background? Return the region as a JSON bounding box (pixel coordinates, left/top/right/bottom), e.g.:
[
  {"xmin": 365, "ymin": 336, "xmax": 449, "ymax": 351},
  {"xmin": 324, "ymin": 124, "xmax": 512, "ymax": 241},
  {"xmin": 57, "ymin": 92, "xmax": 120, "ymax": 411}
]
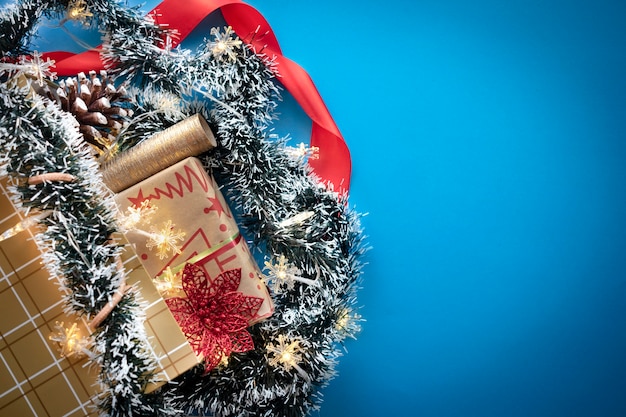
[
  {"xmin": 11, "ymin": 0, "xmax": 626, "ymax": 416},
  {"xmin": 251, "ymin": 1, "xmax": 626, "ymax": 416}
]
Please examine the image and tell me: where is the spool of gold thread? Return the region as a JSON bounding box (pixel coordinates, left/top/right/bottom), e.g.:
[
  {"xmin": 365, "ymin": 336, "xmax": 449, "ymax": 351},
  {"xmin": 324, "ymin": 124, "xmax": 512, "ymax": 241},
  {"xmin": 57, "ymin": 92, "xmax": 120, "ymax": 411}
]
[{"xmin": 100, "ymin": 114, "xmax": 217, "ymax": 193}]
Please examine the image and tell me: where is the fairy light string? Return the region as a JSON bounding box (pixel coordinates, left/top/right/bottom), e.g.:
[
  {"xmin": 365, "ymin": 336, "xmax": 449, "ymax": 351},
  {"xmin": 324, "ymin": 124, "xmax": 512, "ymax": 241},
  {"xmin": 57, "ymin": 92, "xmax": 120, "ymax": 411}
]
[
  {"xmin": 267, "ymin": 334, "xmax": 311, "ymax": 383},
  {"xmin": 49, "ymin": 321, "xmax": 91, "ymax": 358},
  {"xmin": 0, "ymin": 2, "xmax": 367, "ymax": 416}
]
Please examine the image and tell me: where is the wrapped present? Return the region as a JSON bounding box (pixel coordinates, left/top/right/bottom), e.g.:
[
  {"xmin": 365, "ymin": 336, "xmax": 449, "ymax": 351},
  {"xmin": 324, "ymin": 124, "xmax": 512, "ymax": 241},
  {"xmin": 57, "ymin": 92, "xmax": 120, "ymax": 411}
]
[
  {"xmin": 114, "ymin": 157, "xmax": 274, "ymax": 367},
  {"xmin": 0, "ymin": 176, "xmax": 200, "ymax": 417},
  {"xmin": 0, "ymin": 177, "xmax": 100, "ymax": 416},
  {"xmin": 116, "ymin": 237, "xmax": 202, "ymax": 393}
]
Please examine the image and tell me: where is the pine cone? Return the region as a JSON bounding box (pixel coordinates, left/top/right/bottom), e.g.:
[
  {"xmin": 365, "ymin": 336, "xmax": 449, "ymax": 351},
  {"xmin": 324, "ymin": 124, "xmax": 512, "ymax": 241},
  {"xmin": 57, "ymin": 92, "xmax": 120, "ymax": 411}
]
[{"xmin": 55, "ymin": 70, "xmax": 132, "ymax": 157}]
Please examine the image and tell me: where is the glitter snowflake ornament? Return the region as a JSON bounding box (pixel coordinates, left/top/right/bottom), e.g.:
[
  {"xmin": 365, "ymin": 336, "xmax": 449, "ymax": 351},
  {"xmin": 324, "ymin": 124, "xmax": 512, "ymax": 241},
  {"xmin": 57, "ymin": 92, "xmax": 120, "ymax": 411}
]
[
  {"xmin": 267, "ymin": 334, "xmax": 310, "ymax": 382},
  {"xmin": 49, "ymin": 321, "xmax": 91, "ymax": 358},
  {"xmin": 0, "ymin": 51, "xmax": 56, "ymax": 87},
  {"xmin": 264, "ymin": 254, "xmax": 319, "ymax": 292},
  {"xmin": 335, "ymin": 308, "xmax": 363, "ymax": 340},
  {"xmin": 264, "ymin": 254, "xmax": 301, "ymax": 292},
  {"xmin": 146, "ymin": 219, "xmax": 186, "ymax": 260},
  {"xmin": 117, "ymin": 200, "xmax": 157, "ymax": 231},
  {"xmin": 66, "ymin": 0, "xmax": 93, "ymax": 25},
  {"xmin": 208, "ymin": 26, "xmax": 243, "ymax": 62}
]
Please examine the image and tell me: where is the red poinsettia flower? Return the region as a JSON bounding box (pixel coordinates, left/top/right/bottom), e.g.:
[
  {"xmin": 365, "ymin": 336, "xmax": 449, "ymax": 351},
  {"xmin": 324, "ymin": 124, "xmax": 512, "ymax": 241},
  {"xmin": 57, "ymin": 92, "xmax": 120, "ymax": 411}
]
[{"xmin": 165, "ymin": 263, "xmax": 264, "ymax": 371}]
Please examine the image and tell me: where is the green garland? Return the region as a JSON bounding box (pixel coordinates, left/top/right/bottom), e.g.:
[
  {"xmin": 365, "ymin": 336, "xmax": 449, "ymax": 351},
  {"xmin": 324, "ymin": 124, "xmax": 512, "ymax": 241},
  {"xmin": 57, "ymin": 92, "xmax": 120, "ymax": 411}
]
[{"xmin": 0, "ymin": 1, "xmax": 366, "ymax": 416}]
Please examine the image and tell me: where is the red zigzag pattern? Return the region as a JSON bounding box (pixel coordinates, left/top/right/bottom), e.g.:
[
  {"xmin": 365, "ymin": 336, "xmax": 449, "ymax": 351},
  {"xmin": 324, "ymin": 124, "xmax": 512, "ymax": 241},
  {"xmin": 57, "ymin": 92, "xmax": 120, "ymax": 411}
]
[{"xmin": 128, "ymin": 161, "xmax": 210, "ymax": 206}]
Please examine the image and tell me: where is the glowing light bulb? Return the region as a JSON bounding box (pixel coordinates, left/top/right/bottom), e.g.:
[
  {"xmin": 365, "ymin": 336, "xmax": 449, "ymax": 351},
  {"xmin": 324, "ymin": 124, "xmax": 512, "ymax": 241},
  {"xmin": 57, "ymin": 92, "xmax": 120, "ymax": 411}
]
[
  {"xmin": 68, "ymin": 8, "xmax": 80, "ymax": 19},
  {"xmin": 49, "ymin": 321, "xmax": 90, "ymax": 358},
  {"xmin": 209, "ymin": 26, "xmax": 243, "ymax": 61},
  {"xmin": 266, "ymin": 334, "xmax": 311, "ymax": 382},
  {"xmin": 263, "ymin": 254, "xmax": 319, "ymax": 293},
  {"xmin": 146, "ymin": 220, "xmax": 185, "ymax": 260},
  {"xmin": 66, "ymin": 0, "xmax": 93, "ymax": 23},
  {"xmin": 277, "ymin": 211, "xmax": 315, "ymax": 229},
  {"xmin": 153, "ymin": 268, "xmax": 182, "ymax": 298},
  {"xmin": 0, "ymin": 211, "xmax": 51, "ymax": 242}
]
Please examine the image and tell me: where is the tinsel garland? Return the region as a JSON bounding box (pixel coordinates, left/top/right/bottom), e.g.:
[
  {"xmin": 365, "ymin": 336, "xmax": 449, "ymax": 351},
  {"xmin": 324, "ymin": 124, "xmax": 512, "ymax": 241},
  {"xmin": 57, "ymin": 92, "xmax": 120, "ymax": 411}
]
[
  {"xmin": 0, "ymin": 75, "xmax": 174, "ymax": 415},
  {"xmin": 0, "ymin": 1, "xmax": 367, "ymax": 416}
]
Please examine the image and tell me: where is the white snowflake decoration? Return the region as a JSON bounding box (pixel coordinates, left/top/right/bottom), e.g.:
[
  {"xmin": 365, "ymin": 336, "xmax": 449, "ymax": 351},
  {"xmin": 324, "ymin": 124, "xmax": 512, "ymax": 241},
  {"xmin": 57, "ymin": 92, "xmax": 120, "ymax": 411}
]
[
  {"xmin": 208, "ymin": 26, "xmax": 243, "ymax": 62},
  {"xmin": 25, "ymin": 52, "xmax": 57, "ymax": 86},
  {"xmin": 264, "ymin": 254, "xmax": 301, "ymax": 292},
  {"xmin": 0, "ymin": 51, "xmax": 56, "ymax": 87},
  {"xmin": 153, "ymin": 267, "xmax": 183, "ymax": 298},
  {"xmin": 335, "ymin": 308, "xmax": 363, "ymax": 340},
  {"xmin": 146, "ymin": 220, "xmax": 186, "ymax": 260},
  {"xmin": 264, "ymin": 254, "xmax": 320, "ymax": 293},
  {"xmin": 266, "ymin": 334, "xmax": 311, "ymax": 382},
  {"xmin": 117, "ymin": 200, "xmax": 157, "ymax": 231},
  {"xmin": 66, "ymin": 0, "xmax": 93, "ymax": 25},
  {"xmin": 49, "ymin": 321, "xmax": 91, "ymax": 358},
  {"xmin": 285, "ymin": 142, "xmax": 320, "ymax": 160}
]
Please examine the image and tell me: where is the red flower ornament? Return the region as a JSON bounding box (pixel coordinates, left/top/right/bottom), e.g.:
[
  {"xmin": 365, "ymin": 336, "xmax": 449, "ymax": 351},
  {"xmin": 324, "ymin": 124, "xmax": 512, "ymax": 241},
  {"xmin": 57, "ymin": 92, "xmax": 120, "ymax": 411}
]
[{"xmin": 165, "ymin": 263, "xmax": 264, "ymax": 371}]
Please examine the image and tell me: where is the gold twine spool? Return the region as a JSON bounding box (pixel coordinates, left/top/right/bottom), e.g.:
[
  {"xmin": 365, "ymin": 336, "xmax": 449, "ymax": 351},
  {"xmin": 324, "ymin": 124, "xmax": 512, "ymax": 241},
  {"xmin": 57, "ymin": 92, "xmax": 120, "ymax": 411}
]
[{"xmin": 100, "ymin": 114, "xmax": 216, "ymax": 192}]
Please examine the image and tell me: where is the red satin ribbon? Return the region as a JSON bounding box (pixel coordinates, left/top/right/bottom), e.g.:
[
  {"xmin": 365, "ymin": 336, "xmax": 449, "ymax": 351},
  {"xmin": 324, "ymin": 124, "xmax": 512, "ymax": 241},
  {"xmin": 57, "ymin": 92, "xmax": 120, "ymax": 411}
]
[{"xmin": 42, "ymin": 0, "xmax": 351, "ymax": 192}]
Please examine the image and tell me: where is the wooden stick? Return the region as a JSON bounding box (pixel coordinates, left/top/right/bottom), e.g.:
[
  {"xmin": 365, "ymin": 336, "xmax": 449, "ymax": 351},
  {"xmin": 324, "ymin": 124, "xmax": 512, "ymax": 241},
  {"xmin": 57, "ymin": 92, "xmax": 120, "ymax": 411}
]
[{"xmin": 28, "ymin": 173, "xmax": 76, "ymax": 185}]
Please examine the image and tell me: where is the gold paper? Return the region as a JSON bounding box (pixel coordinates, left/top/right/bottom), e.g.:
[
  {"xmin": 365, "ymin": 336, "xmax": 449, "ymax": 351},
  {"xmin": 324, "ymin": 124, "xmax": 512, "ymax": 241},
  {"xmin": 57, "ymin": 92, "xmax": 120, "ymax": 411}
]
[
  {"xmin": 0, "ymin": 177, "xmax": 99, "ymax": 417},
  {"xmin": 0, "ymin": 176, "xmax": 200, "ymax": 415},
  {"xmin": 115, "ymin": 157, "xmax": 274, "ymax": 323},
  {"xmin": 100, "ymin": 114, "xmax": 217, "ymax": 193},
  {"xmin": 118, "ymin": 240, "xmax": 202, "ymax": 393}
]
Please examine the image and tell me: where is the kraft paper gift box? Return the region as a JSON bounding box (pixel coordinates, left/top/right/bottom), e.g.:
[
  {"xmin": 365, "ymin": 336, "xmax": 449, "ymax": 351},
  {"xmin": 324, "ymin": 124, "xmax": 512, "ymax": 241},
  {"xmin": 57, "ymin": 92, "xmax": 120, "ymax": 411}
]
[
  {"xmin": 0, "ymin": 176, "xmax": 200, "ymax": 417},
  {"xmin": 116, "ymin": 237, "xmax": 202, "ymax": 394},
  {"xmin": 114, "ymin": 156, "xmax": 273, "ymax": 323}
]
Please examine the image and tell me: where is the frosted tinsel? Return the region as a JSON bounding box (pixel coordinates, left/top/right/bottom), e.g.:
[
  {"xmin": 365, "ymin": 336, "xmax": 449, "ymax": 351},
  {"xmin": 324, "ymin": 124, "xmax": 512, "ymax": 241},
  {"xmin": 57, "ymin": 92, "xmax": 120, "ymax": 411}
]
[
  {"xmin": 0, "ymin": 77, "xmax": 171, "ymax": 415},
  {"xmin": 0, "ymin": 1, "xmax": 367, "ymax": 417}
]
